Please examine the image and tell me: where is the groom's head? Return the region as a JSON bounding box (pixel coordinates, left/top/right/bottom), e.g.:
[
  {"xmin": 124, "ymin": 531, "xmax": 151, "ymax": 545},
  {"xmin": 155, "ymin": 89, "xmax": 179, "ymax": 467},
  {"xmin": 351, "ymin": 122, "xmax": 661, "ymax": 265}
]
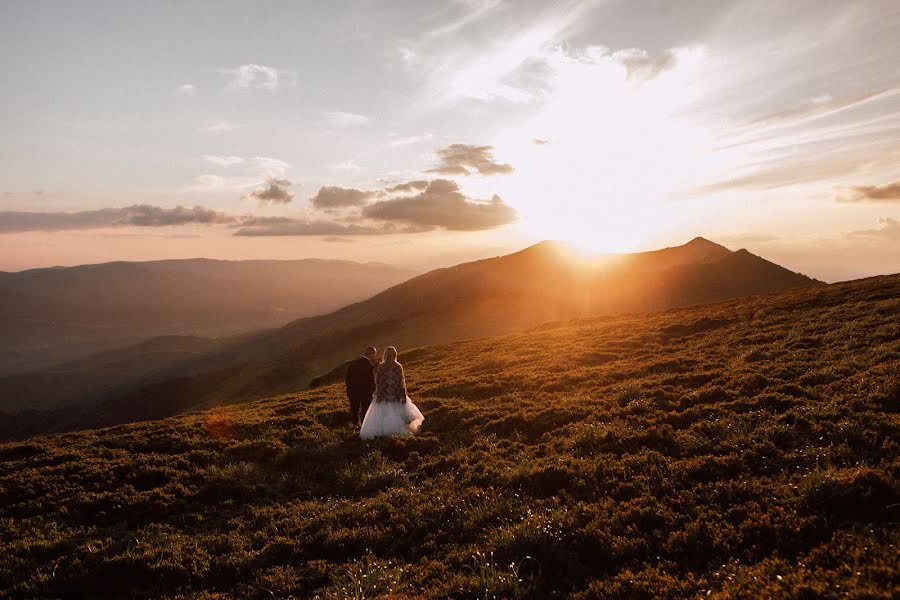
[{"xmin": 364, "ymin": 346, "xmax": 377, "ymax": 360}]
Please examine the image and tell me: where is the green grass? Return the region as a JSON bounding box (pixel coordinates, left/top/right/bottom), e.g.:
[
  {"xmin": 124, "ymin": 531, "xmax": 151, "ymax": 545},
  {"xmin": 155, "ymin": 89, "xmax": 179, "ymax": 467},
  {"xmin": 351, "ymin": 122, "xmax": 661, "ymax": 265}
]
[{"xmin": 0, "ymin": 275, "xmax": 897, "ymax": 598}]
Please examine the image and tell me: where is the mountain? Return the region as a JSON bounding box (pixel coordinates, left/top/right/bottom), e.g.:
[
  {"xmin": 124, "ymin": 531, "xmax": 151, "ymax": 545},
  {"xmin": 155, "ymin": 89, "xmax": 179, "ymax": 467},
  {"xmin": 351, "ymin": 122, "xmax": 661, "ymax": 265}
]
[
  {"xmin": 0, "ymin": 258, "xmax": 417, "ymax": 374},
  {"xmin": 1, "ymin": 274, "xmax": 895, "ymax": 598},
  {"xmin": 0, "ymin": 238, "xmax": 820, "ymax": 438}
]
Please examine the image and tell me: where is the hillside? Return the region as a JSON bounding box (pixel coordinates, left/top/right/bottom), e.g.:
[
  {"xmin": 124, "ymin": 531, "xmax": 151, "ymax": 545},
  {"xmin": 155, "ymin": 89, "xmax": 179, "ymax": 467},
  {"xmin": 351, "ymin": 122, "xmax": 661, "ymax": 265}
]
[
  {"xmin": 0, "ymin": 238, "xmax": 819, "ymax": 438},
  {"xmin": 1, "ymin": 274, "xmax": 896, "ymax": 598},
  {"xmin": 0, "ymin": 258, "xmax": 416, "ymax": 374}
]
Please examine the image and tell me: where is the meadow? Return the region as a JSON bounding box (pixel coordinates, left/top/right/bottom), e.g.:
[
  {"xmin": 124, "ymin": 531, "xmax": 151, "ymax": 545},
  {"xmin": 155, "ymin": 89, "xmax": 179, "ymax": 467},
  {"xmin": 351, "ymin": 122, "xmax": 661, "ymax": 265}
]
[{"xmin": 0, "ymin": 274, "xmax": 897, "ymax": 598}]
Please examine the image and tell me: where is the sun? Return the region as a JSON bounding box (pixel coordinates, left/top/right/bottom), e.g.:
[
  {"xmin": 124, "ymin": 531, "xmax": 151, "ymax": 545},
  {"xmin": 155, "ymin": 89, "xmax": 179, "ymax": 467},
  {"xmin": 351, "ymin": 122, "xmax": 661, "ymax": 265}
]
[{"xmin": 478, "ymin": 45, "xmax": 717, "ymax": 254}]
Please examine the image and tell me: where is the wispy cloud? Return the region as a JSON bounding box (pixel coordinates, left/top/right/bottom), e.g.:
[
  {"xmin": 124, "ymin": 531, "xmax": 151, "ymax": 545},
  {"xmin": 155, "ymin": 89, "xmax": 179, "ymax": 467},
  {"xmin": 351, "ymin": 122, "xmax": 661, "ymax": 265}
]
[
  {"xmin": 388, "ymin": 133, "xmax": 433, "ymax": 147},
  {"xmin": 837, "ymin": 180, "xmax": 900, "ymax": 203},
  {"xmin": 200, "ymin": 155, "xmax": 290, "ymax": 176},
  {"xmin": 178, "ymin": 83, "xmax": 196, "ymax": 96},
  {"xmin": 417, "ymin": 4, "xmax": 589, "ymax": 105},
  {"xmin": 333, "ymin": 160, "xmax": 362, "ymax": 174},
  {"xmin": 253, "ymin": 156, "xmax": 291, "ymax": 176},
  {"xmin": 233, "ymin": 219, "xmax": 402, "ymax": 237},
  {"xmin": 0, "ymin": 205, "xmax": 236, "ymax": 232},
  {"xmin": 324, "ymin": 111, "xmax": 370, "ymax": 126},
  {"xmin": 221, "ymin": 64, "xmax": 294, "ymax": 90},
  {"xmin": 202, "ymin": 155, "xmax": 245, "ymax": 166},
  {"xmin": 201, "ymin": 119, "xmax": 248, "ymax": 133},
  {"xmin": 426, "ymin": 0, "xmax": 505, "ymax": 38},
  {"xmin": 846, "ymin": 217, "xmax": 900, "ymax": 242},
  {"xmin": 184, "ymin": 174, "xmax": 259, "ymax": 192},
  {"xmin": 734, "ymin": 87, "xmax": 900, "ymax": 135}
]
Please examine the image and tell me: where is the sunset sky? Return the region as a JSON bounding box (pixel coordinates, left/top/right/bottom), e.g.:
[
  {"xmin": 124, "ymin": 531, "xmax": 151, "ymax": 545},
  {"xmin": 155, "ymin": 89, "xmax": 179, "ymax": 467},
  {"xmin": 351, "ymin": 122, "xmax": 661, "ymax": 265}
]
[{"xmin": 1, "ymin": 0, "xmax": 898, "ymax": 281}]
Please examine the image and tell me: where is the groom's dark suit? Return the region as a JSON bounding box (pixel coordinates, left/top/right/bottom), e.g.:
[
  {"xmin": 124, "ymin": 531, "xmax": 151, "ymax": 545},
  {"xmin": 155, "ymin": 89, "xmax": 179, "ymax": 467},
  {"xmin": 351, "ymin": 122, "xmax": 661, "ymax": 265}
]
[{"xmin": 346, "ymin": 356, "xmax": 376, "ymax": 424}]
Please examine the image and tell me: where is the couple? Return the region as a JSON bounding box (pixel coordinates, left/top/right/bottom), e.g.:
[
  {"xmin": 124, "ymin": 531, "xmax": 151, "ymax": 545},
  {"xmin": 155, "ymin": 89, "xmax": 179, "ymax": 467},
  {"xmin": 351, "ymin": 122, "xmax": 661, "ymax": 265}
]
[{"xmin": 346, "ymin": 345, "xmax": 424, "ymax": 440}]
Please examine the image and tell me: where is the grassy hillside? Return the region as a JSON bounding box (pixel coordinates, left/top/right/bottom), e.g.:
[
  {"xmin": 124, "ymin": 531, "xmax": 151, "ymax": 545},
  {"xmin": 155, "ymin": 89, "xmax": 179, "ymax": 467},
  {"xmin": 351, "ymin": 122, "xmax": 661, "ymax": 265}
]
[
  {"xmin": 1, "ymin": 275, "xmax": 896, "ymax": 598},
  {"xmin": 0, "ymin": 258, "xmax": 416, "ymax": 375},
  {"xmin": 1, "ymin": 238, "xmax": 820, "ymax": 438}
]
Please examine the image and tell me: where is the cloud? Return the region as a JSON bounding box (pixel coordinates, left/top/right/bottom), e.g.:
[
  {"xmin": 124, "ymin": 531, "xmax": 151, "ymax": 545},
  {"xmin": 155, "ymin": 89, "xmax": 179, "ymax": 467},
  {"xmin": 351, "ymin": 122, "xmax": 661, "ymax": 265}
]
[
  {"xmin": 384, "ymin": 180, "xmax": 429, "ymax": 193},
  {"xmin": 532, "ymin": 138, "xmax": 550, "ymax": 145},
  {"xmin": 234, "ymin": 220, "xmax": 389, "ymax": 237},
  {"xmin": 185, "ymin": 174, "xmax": 259, "ymax": 192},
  {"xmin": 739, "ymin": 87, "xmax": 900, "ymax": 132},
  {"xmin": 239, "ymin": 178, "xmax": 516, "ymax": 236},
  {"xmin": 253, "ymin": 156, "xmax": 291, "ymax": 176},
  {"xmin": 427, "ymin": 0, "xmax": 505, "ymax": 38},
  {"xmin": 846, "ymin": 217, "xmax": 900, "ymax": 243},
  {"xmin": 427, "ymin": 143, "xmax": 514, "ymax": 176},
  {"xmin": 200, "ymin": 155, "xmax": 290, "ymax": 176},
  {"xmin": 222, "ymin": 64, "xmax": 293, "ymax": 90},
  {"xmin": 333, "ymin": 160, "xmax": 362, "ymax": 174},
  {"xmin": 123, "ymin": 205, "xmax": 235, "ymax": 226},
  {"xmin": 837, "ymin": 181, "xmax": 900, "ymax": 203},
  {"xmin": 309, "ymin": 186, "xmax": 376, "ymax": 210},
  {"xmin": 717, "ymin": 233, "xmax": 783, "ymax": 245},
  {"xmin": 241, "ymin": 177, "xmax": 294, "ymax": 205},
  {"xmin": 612, "ymin": 48, "xmax": 678, "ymax": 81},
  {"xmin": 322, "ymin": 236, "xmax": 355, "ymax": 243},
  {"xmin": 202, "ymin": 154, "xmax": 245, "ymax": 166},
  {"xmin": 389, "ymin": 133, "xmax": 433, "ymax": 147},
  {"xmin": 324, "ymin": 111, "xmax": 370, "ymax": 126},
  {"xmin": 362, "ymin": 178, "xmax": 516, "ymax": 231},
  {"xmin": 179, "ymin": 83, "xmax": 195, "ymax": 96},
  {"xmin": 0, "ymin": 205, "xmax": 236, "ymax": 233},
  {"xmin": 202, "ymin": 119, "xmax": 247, "ymax": 133}
]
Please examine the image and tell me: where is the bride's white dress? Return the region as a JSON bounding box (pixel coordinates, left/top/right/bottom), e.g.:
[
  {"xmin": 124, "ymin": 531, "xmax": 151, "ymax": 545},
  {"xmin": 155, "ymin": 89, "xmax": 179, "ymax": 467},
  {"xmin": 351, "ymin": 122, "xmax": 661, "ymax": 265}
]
[{"xmin": 360, "ymin": 361, "xmax": 424, "ymax": 440}]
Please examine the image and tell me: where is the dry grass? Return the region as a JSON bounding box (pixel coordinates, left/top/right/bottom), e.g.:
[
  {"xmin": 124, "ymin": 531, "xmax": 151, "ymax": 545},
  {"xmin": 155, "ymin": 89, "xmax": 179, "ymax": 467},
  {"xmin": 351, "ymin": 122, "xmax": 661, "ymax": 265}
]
[{"xmin": 0, "ymin": 275, "xmax": 897, "ymax": 598}]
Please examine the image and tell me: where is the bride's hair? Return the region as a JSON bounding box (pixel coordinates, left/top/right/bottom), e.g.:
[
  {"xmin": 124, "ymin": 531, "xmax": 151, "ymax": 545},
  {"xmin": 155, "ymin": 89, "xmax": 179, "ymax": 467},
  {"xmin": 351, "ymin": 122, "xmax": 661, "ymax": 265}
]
[{"xmin": 382, "ymin": 346, "xmax": 398, "ymax": 364}]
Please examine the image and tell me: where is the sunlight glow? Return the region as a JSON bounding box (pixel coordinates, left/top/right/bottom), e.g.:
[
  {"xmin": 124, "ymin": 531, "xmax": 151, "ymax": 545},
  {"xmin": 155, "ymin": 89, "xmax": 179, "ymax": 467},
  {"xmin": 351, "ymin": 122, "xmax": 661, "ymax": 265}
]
[{"xmin": 477, "ymin": 45, "xmax": 728, "ymax": 252}]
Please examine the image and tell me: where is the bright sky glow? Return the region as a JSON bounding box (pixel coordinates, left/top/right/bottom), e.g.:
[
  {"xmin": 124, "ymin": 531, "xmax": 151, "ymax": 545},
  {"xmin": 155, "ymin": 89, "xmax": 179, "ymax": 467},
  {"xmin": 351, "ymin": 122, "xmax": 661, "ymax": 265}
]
[{"xmin": 0, "ymin": 0, "xmax": 898, "ymax": 280}]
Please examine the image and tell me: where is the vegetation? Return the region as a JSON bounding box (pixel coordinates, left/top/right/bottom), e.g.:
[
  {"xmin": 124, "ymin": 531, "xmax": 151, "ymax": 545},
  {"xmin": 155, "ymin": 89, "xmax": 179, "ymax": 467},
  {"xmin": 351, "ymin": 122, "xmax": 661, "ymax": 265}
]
[
  {"xmin": 0, "ymin": 258, "xmax": 414, "ymax": 377},
  {"xmin": 1, "ymin": 238, "xmax": 818, "ymax": 439},
  {"xmin": 1, "ymin": 275, "xmax": 896, "ymax": 598}
]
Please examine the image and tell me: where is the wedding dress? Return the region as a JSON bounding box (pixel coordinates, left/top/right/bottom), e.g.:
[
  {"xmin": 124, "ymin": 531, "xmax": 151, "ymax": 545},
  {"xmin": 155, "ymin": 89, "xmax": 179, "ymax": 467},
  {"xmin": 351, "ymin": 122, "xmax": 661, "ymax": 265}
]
[{"xmin": 359, "ymin": 361, "xmax": 424, "ymax": 440}]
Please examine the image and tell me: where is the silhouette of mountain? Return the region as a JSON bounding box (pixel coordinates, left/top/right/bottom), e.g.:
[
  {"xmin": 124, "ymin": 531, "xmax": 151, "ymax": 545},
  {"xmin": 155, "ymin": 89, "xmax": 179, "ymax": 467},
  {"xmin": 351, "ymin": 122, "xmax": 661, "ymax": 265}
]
[
  {"xmin": 0, "ymin": 258, "xmax": 416, "ymax": 374},
  {"xmin": 0, "ymin": 238, "xmax": 819, "ymax": 438}
]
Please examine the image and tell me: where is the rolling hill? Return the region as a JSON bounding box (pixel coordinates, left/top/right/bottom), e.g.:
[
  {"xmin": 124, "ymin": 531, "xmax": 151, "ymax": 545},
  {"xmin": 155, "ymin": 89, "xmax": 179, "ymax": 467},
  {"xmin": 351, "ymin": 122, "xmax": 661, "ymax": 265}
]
[
  {"xmin": 0, "ymin": 238, "xmax": 819, "ymax": 438},
  {"xmin": 0, "ymin": 258, "xmax": 417, "ymax": 375},
  {"xmin": 0, "ymin": 274, "xmax": 896, "ymax": 598}
]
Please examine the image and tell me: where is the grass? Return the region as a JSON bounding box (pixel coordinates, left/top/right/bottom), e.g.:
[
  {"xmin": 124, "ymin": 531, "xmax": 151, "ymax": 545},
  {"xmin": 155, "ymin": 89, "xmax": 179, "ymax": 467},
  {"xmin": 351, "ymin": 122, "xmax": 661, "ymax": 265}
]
[{"xmin": 0, "ymin": 275, "xmax": 897, "ymax": 598}]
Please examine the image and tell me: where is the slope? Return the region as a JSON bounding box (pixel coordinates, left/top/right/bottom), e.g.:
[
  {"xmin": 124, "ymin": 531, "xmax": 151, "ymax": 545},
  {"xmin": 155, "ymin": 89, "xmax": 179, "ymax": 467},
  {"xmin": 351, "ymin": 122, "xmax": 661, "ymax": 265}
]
[
  {"xmin": 0, "ymin": 274, "xmax": 896, "ymax": 598},
  {"xmin": 0, "ymin": 258, "xmax": 417, "ymax": 374},
  {"xmin": 0, "ymin": 238, "xmax": 819, "ymax": 435}
]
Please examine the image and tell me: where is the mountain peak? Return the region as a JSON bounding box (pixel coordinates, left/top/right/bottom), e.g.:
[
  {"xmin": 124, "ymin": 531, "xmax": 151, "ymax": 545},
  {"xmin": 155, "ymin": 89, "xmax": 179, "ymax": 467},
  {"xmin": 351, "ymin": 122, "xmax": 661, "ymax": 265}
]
[{"xmin": 685, "ymin": 236, "xmax": 728, "ymax": 250}]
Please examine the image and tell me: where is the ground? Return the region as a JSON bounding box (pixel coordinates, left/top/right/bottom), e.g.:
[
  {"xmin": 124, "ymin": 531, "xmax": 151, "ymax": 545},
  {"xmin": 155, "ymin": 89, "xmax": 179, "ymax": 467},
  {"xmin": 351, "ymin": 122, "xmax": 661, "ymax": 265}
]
[{"xmin": 1, "ymin": 275, "xmax": 897, "ymax": 598}]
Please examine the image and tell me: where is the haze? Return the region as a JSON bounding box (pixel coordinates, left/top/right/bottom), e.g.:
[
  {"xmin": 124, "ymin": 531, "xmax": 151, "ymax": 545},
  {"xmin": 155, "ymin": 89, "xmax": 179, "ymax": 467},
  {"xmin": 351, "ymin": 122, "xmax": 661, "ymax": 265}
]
[{"xmin": 1, "ymin": 0, "xmax": 898, "ymax": 281}]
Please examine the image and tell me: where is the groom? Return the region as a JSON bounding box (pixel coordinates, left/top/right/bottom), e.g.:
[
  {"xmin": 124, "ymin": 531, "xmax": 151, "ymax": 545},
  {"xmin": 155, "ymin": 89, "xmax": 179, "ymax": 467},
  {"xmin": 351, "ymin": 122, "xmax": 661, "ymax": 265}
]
[{"xmin": 346, "ymin": 346, "xmax": 377, "ymax": 426}]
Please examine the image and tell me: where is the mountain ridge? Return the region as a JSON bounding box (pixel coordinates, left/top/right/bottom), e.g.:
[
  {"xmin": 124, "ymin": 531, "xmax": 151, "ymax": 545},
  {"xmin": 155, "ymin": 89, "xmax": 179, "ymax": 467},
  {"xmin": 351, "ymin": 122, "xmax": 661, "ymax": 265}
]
[
  {"xmin": 0, "ymin": 238, "xmax": 821, "ymax": 439},
  {"xmin": 0, "ymin": 257, "xmax": 417, "ymax": 374}
]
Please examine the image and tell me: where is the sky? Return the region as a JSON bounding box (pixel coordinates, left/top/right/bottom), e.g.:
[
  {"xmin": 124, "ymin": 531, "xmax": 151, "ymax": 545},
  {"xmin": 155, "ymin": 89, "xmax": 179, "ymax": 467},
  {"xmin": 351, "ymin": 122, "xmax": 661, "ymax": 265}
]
[{"xmin": 0, "ymin": 0, "xmax": 898, "ymax": 281}]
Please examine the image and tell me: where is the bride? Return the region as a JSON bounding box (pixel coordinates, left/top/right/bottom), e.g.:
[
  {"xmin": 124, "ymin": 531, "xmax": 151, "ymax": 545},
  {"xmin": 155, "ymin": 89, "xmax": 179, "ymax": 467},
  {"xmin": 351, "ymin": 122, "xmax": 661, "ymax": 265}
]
[{"xmin": 359, "ymin": 346, "xmax": 424, "ymax": 440}]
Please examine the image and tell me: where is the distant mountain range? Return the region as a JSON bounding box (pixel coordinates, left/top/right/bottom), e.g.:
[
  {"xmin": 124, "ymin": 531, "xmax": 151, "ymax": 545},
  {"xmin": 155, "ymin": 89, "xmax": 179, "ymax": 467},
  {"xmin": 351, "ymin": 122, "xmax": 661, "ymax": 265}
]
[
  {"xmin": 0, "ymin": 238, "xmax": 820, "ymax": 439},
  {"xmin": 0, "ymin": 258, "xmax": 417, "ymax": 374}
]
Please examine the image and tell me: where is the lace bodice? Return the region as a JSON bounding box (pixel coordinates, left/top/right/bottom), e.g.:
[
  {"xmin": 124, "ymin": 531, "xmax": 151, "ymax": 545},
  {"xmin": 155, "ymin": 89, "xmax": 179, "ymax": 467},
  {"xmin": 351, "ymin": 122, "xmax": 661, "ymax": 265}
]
[{"xmin": 375, "ymin": 362, "xmax": 407, "ymax": 403}]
